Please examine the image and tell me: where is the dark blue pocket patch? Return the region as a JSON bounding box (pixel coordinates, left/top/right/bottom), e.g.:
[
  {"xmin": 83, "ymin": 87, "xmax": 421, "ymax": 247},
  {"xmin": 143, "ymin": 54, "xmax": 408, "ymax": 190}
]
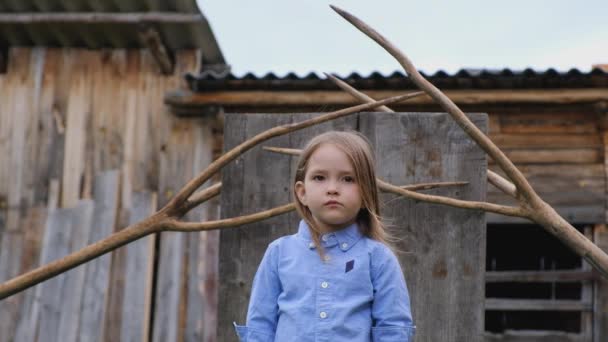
[{"xmin": 345, "ymin": 259, "xmax": 355, "ymax": 273}]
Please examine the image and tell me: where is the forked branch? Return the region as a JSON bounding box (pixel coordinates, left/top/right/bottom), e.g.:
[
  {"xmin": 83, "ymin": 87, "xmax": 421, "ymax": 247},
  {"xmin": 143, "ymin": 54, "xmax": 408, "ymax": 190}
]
[
  {"xmin": 0, "ymin": 92, "xmax": 422, "ymax": 299},
  {"xmin": 330, "ymin": 4, "xmax": 608, "ymax": 277},
  {"xmin": 324, "ymin": 72, "xmax": 519, "ymax": 199}
]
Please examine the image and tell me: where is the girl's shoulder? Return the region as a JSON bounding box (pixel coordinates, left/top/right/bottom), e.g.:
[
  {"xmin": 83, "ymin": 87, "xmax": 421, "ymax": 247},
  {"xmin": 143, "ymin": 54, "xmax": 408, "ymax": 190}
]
[{"xmin": 360, "ymin": 236, "xmax": 401, "ymax": 267}]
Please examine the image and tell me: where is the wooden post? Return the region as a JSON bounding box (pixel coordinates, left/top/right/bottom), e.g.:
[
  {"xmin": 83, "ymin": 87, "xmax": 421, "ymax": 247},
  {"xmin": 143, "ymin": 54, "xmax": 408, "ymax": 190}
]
[{"xmin": 595, "ymin": 224, "xmax": 608, "ymax": 342}]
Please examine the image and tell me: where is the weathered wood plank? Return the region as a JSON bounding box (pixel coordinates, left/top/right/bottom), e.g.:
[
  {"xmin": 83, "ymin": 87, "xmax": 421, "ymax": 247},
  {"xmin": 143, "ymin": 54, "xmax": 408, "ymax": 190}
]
[
  {"xmin": 77, "ymin": 170, "xmax": 121, "ymax": 342},
  {"xmin": 28, "ymin": 49, "xmax": 64, "ymax": 208},
  {"xmin": 100, "ymin": 50, "xmax": 140, "ymax": 342},
  {"xmin": 56, "ymin": 200, "xmax": 95, "ymax": 342},
  {"xmin": 485, "ymin": 299, "xmax": 592, "ymax": 311},
  {"xmin": 103, "ymin": 206, "xmax": 131, "ymax": 342},
  {"xmin": 490, "ymin": 133, "xmax": 601, "ymax": 149},
  {"xmin": 120, "ymin": 191, "xmax": 157, "ymax": 342},
  {"xmin": 489, "ymin": 148, "xmax": 601, "ymax": 164},
  {"xmin": 0, "ymin": 47, "xmax": 35, "ymax": 340},
  {"xmin": 184, "ymin": 113, "xmax": 220, "ymax": 342},
  {"xmin": 91, "ymin": 49, "xmax": 129, "ymax": 173},
  {"xmin": 485, "ymin": 270, "xmax": 595, "ymax": 283},
  {"xmin": 152, "ymin": 50, "xmax": 199, "ymax": 342},
  {"xmin": 31, "ymin": 200, "xmax": 94, "ymax": 342},
  {"xmin": 218, "ymin": 112, "xmax": 357, "ymax": 342},
  {"xmin": 61, "ymin": 50, "xmax": 94, "ymax": 208},
  {"xmin": 487, "ymin": 164, "xmax": 605, "ymax": 223},
  {"xmin": 499, "ymin": 112, "xmax": 597, "ymax": 134},
  {"xmin": 119, "ymin": 51, "xmax": 142, "ymax": 209},
  {"xmin": 6, "ymin": 206, "xmax": 48, "ymax": 342},
  {"xmin": 362, "ymin": 112, "xmax": 487, "ymax": 342}
]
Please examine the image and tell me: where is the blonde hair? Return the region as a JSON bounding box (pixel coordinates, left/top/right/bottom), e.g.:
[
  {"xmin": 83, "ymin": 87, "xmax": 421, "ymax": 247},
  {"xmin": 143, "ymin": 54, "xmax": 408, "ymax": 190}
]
[{"xmin": 293, "ymin": 130, "xmax": 397, "ymax": 260}]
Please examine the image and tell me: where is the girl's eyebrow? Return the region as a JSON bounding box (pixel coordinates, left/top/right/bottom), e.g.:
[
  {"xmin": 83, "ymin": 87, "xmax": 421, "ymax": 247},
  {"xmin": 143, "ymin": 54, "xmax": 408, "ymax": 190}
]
[{"xmin": 308, "ymin": 168, "xmax": 354, "ymax": 175}]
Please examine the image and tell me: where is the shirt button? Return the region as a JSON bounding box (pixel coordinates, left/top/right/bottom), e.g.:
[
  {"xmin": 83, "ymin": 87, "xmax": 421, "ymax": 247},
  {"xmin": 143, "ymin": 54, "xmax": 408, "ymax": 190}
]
[
  {"xmin": 308, "ymin": 242, "xmax": 315, "ymax": 249},
  {"xmin": 321, "ymin": 235, "xmax": 328, "ymax": 242},
  {"xmin": 321, "ymin": 281, "xmax": 328, "ymax": 288},
  {"xmin": 341, "ymin": 242, "xmax": 348, "ymax": 249},
  {"xmin": 319, "ymin": 311, "xmax": 327, "ymax": 319}
]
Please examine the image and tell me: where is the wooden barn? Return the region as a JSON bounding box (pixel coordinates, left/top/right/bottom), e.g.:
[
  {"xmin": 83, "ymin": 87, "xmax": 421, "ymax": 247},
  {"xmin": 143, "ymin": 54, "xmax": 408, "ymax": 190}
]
[
  {"xmin": 0, "ymin": 1, "xmax": 227, "ymax": 341},
  {"xmin": 1, "ymin": 1, "xmax": 608, "ymax": 341}
]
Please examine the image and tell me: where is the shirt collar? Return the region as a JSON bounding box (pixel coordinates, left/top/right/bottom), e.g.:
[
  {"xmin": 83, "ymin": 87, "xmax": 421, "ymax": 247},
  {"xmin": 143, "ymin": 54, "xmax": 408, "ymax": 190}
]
[{"xmin": 297, "ymin": 219, "xmax": 363, "ymax": 252}]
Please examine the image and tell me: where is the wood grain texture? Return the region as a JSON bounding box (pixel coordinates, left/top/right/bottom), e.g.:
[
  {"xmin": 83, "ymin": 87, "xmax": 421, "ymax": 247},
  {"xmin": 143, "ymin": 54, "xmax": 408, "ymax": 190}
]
[
  {"xmin": 487, "ymin": 164, "xmax": 605, "ymax": 223},
  {"xmin": 217, "ymin": 113, "xmax": 357, "ymax": 342},
  {"xmin": 152, "ymin": 50, "xmax": 201, "ymax": 342},
  {"xmin": 218, "ymin": 113, "xmax": 484, "ymax": 341},
  {"xmin": 0, "ymin": 48, "xmax": 35, "ymax": 340},
  {"xmin": 61, "ymin": 50, "xmax": 94, "ymax": 208},
  {"xmin": 77, "ymin": 170, "xmax": 120, "ymax": 342},
  {"xmin": 121, "ymin": 191, "xmax": 157, "ymax": 342},
  {"xmin": 33, "ymin": 200, "xmax": 94, "ymax": 342},
  {"xmin": 361, "ymin": 112, "xmax": 487, "ymax": 342}
]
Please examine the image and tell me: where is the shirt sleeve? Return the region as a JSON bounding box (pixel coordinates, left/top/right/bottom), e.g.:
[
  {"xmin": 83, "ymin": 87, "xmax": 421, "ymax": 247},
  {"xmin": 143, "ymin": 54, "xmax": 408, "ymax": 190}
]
[
  {"xmin": 370, "ymin": 246, "xmax": 416, "ymax": 342},
  {"xmin": 233, "ymin": 240, "xmax": 282, "ymax": 342}
]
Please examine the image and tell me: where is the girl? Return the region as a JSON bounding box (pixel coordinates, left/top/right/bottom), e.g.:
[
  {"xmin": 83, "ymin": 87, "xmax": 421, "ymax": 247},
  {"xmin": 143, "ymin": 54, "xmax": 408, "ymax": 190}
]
[{"xmin": 233, "ymin": 131, "xmax": 416, "ymax": 341}]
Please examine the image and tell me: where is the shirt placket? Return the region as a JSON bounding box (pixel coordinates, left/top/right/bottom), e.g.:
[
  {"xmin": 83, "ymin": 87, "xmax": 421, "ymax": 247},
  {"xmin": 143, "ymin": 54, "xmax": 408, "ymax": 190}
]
[{"xmin": 315, "ymin": 234, "xmax": 335, "ymax": 342}]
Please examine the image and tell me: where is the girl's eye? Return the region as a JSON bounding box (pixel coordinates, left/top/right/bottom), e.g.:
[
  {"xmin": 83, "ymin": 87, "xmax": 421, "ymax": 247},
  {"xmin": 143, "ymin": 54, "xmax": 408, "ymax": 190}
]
[
  {"xmin": 312, "ymin": 175, "xmax": 324, "ymax": 181},
  {"xmin": 343, "ymin": 176, "xmax": 355, "ymax": 183}
]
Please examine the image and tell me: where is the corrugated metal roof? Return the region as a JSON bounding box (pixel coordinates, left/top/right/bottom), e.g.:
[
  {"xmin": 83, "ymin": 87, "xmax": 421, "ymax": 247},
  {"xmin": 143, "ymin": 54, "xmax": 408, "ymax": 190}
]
[
  {"xmin": 0, "ymin": 0, "xmax": 225, "ymax": 64},
  {"xmin": 186, "ymin": 68, "xmax": 608, "ymax": 92}
]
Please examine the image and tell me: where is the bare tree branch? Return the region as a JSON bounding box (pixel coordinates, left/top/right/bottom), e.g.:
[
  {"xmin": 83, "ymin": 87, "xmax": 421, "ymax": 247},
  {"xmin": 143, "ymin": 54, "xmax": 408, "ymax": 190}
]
[
  {"xmin": 330, "ymin": 5, "xmax": 608, "ymax": 277},
  {"xmin": 166, "ymin": 203, "xmax": 296, "ymax": 232},
  {"xmin": 263, "ymin": 146, "xmax": 469, "ymax": 191},
  {"xmin": 164, "ymin": 91, "xmax": 423, "ymax": 215},
  {"xmin": 264, "ymin": 146, "xmax": 523, "ymax": 217},
  {"xmin": 487, "ymin": 170, "xmax": 517, "ymax": 198},
  {"xmin": 0, "ymin": 93, "xmax": 423, "ymax": 300},
  {"xmin": 183, "ymin": 182, "xmax": 222, "ymax": 212},
  {"xmin": 324, "ymin": 72, "xmax": 518, "ymax": 200}
]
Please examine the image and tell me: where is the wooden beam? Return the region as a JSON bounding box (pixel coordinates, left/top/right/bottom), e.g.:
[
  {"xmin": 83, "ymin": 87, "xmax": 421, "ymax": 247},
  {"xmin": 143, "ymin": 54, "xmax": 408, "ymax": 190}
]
[
  {"xmin": 485, "ymin": 299, "xmax": 592, "ymax": 311},
  {"xmin": 0, "ymin": 12, "xmax": 203, "ymax": 24},
  {"xmin": 485, "ymin": 270, "xmax": 596, "ymax": 283},
  {"xmin": 598, "ymin": 101, "xmax": 608, "ymax": 223},
  {"xmin": 165, "ymin": 88, "xmax": 608, "ymax": 108},
  {"xmin": 138, "ymin": 26, "xmax": 173, "ymax": 75}
]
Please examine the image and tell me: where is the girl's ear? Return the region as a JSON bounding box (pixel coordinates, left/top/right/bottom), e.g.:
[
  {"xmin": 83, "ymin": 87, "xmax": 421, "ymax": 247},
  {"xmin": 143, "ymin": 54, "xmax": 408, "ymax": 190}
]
[{"xmin": 294, "ymin": 181, "xmax": 307, "ymax": 205}]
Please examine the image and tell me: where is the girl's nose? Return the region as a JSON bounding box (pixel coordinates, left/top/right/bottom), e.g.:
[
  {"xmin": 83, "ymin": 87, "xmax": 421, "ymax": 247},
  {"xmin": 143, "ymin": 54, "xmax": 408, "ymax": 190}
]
[{"xmin": 327, "ymin": 181, "xmax": 339, "ymax": 194}]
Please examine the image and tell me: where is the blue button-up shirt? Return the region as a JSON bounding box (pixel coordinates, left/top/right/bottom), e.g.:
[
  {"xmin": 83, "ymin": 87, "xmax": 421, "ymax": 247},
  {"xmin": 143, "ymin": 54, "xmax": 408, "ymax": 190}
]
[{"xmin": 233, "ymin": 219, "xmax": 416, "ymax": 341}]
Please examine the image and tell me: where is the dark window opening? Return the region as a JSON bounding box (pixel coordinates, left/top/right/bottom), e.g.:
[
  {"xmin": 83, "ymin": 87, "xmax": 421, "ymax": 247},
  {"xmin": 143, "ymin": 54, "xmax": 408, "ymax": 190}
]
[
  {"xmin": 486, "ymin": 311, "xmax": 581, "ymax": 333},
  {"xmin": 485, "ymin": 224, "xmax": 587, "ymax": 333},
  {"xmin": 0, "ymin": 46, "xmax": 7, "ymax": 74}
]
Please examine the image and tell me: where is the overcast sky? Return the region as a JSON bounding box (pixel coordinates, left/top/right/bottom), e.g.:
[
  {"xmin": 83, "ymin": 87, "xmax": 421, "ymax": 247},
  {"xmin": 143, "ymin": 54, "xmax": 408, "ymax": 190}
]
[{"xmin": 197, "ymin": 1, "xmax": 607, "ymax": 77}]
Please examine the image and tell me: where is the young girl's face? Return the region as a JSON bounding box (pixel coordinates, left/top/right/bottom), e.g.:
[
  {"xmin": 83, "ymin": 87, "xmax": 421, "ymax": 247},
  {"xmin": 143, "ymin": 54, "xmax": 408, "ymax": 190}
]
[{"xmin": 295, "ymin": 143, "xmax": 363, "ymax": 233}]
